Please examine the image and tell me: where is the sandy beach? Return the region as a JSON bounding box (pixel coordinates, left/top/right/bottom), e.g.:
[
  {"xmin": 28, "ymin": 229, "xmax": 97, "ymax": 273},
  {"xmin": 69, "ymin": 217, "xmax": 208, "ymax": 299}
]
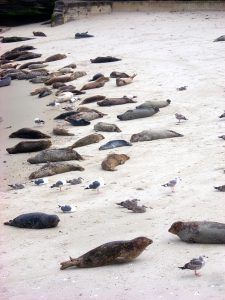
[{"xmin": 0, "ymin": 10, "xmax": 225, "ymax": 300}]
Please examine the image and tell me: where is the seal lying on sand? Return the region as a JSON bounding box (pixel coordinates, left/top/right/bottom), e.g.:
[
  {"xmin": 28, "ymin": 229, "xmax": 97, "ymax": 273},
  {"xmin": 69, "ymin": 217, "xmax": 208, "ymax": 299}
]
[
  {"xmin": 18, "ymin": 61, "xmax": 44, "ymax": 70},
  {"xmin": 9, "ymin": 128, "xmax": 50, "ymax": 139},
  {"xmin": 80, "ymin": 77, "xmax": 109, "ymax": 91},
  {"xmin": 213, "ymin": 35, "xmax": 225, "ymax": 42},
  {"xmin": 53, "ymin": 127, "xmax": 74, "ymax": 136},
  {"xmin": 33, "ymin": 31, "xmax": 46, "ymax": 37},
  {"xmin": 169, "ymin": 221, "xmax": 225, "ymax": 244},
  {"xmin": 27, "ymin": 148, "xmax": 83, "ymax": 164},
  {"xmin": 15, "ymin": 52, "xmax": 42, "ymax": 61},
  {"xmin": 116, "ymin": 74, "xmax": 136, "ymax": 86},
  {"xmin": 66, "ymin": 118, "xmax": 90, "ymax": 126},
  {"xmin": 97, "ymin": 96, "xmax": 137, "ymax": 106},
  {"xmin": 54, "ymin": 111, "xmax": 78, "ymax": 120},
  {"xmin": 94, "ymin": 122, "xmax": 121, "ymax": 132},
  {"xmin": 1, "ymin": 36, "xmax": 34, "ymax": 43},
  {"xmin": 4, "ymin": 212, "xmax": 59, "ymax": 229},
  {"xmin": 117, "ymin": 107, "xmax": 159, "ymax": 121},
  {"xmin": 67, "ymin": 111, "xmax": 105, "ymax": 122},
  {"xmin": 90, "ymin": 56, "xmax": 121, "ymax": 63},
  {"xmin": 110, "ymin": 71, "xmax": 129, "ymax": 78},
  {"xmin": 45, "ymin": 72, "xmax": 87, "ymax": 85},
  {"xmin": 99, "ymin": 140, "xmax": 132, "ymax": 150},
  {"xmin": 6, "ymin": 140, "xmax": 51, "ymax": 154},
  {"xmin": 30, "ymin": 87, "xmax": 51, "ymax": 96},
  {"xmin": 45, "ymin": 54, "xmax": 67, "ymax": 62},
  {"xmin": 70, "ymin": 134, "xmax": 104, "ymax": 148},
  {"xmin": 89, "ymin": 73, "xmax": 104, "ymax": 81},
  {"xmin": 80, "ymin": 95, "xmax": 106, "ymax": 104},
  {"xmin": 29, "ymin": 162, "xmax": 84, "ymax": 179},
  {"xmin": 136, "ymin": 99, "xmax": 171, "ymax": 109},
  {"xmin": 130, "ymin": 129, "xmax": 183, "ymax": 142},
  {"xmin": 101, "ymin": 153, "xmax": 129, "ymax": 171},
  {"xmin": 75, "ymin": 32, "xmax": 94, "ymax": 39},
  {"xmin": 60, "ymin": 236, "xmax": 152, "ymax": 269}
]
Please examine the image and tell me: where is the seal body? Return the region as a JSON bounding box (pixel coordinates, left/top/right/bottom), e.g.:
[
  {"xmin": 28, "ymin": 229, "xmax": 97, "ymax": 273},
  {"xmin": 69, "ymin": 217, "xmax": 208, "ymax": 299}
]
[
  {"xmin": 81, "ymin": 77, "xmax": 109, "ymax": 90},
  {"xmin": 90, "ymin": 56, "xmax": 121, "ymax": 63},
  {"xmin": 97, "ymin": 96, "xmax": 136, "ymax": 106},
  {"xmin": 71, "ymin": 134, "xmax": 104, "ymax": 148},
  {"xmin": 68, "ymin": 111, "xmax": 104, "ymax": 122},
  {"xmin": 130, "ymin": 129, "xmax": 183, "ymax": 142},
  {"xmin": 136, "ymin": 99, "xmax": 171, "ymax": 109},
  {"xmin": 101, "ymin": 154, "xmax": 130, "ymax": 171},
  {"xmin": 45, "ymin": 54, "xmax": 67, "ymax": 62},
  {"xmin": 60, "ymin": 236, "xmax": 152, "ymax": 269},
  {"xmin": 117, "ymin": 108, "xmax": 159, "ymax": 121},
  {"xmin": 53, "ymin": 127, "xmax": 74, "ymax": 136},
  {"xmin": 116, "ymin": 74, "xmax": 136, "ymax": 86},
  {"xmin": 66, "ymin": 118, "xmax": 90, "ymax": 126},
  {"xmin": 4, "ymin": 213, "xmax": 60, "ymax": 229},
  {"xmin": 81, "ymin": 95, "xmax": 106, "ymax": 104},
  {"xmin": 99, "ymin": 140, "xmax": 132, "ymax": 150},
  {"xmin": 9, "ymin": 128, "xmax": 50, "ymax": 139},
  {"xmin": 45, "ymin": 72, "xmax": 86, "ymax": 85},
  {"xmin": 94, "ymin": 122, "xmax": 121, "ymax": 132},
  {"xmin": 169, "ymin": 221, "xmax": 225, "ymax": 244},
  {"xmin": 110, "ymin": 71, "xmax": 129, "ymax": 78},
  {"xmin": 6, "ymin": 140, "xmax": 51, "ymax": 154}
]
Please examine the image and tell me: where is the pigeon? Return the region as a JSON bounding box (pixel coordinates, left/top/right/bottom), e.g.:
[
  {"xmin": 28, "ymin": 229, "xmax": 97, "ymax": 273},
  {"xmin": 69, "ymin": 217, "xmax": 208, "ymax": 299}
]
[
  {"xmin": 85, "ymin": 177, "xmax": 104, "ymax": 192},
  {"xmin": 34, "ymin": 117, "xmax": 45, "ymax": 126},
  {"xmin": 50, "ymin": 180, "xmax": 66, "ymax": 191},
  {"xmin": 66, "ymin": 177, "xmax": 83, "ymax": 185},
  {"xmin": 175, "ymin": 113, "xmax": 188, "ymax": 123},
  {"xmin": 33, "ymin": 178, "xmax": 48, "ymax": 186},
  {"xmin": 162, "ymin": 177, "xmax": 181, "ymax": 192},
  {"xmin": 214, "ymin": 185, "xmax": 225, "ymax": 192},
  {"xmin": 218, "ymin": 135, "xmax": 225, "ymax": 140},
  {"xmin": 8, "ymin": 183, "xmax": 25, "ymax": 190},
  {"xmin": 219, "ymin": 111, "xmax": 225, "ymax": 118},
  {"xmin": 179, "ymin": 256, "xmax": 207, "ymax": 276},
  {"xmin": 58, "ymin": 204, "xmax": 76, "ymax": 213},
  {"xmin": 176, "ymin": 86, "xmax": 187, "ymax": 91}
]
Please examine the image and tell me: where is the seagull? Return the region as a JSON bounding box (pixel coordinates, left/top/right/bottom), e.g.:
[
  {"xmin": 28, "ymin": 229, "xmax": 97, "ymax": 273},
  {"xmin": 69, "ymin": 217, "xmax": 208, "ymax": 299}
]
[
  {"xmin": 33, "ymin": 178, "xmax": 48, "ymax": 186},
  {"xmin": 176, "ymin": 86, "xmax": 187, "ymax": 91},
  {"xmin": 219, "ymin": 111, "xmax": 225, "ymax": 118},
  {"xmin": 46, "ymin": 100, "xmax": 60, "ymax": 107},
  {"xmin": 8, "ymin": 183, "xmax": 25, "ymax": 190},
  {"xmin": 50, "ymin": 179, "xmax": 66, "ymax": 191},
  {"xmin": 175, "ymin": 113, "xmax": 188, "ymax": 123},
  {"xmin": 218, "ymin": 135, "xmax": 225, "ymax": 140},
  {"xmin": 58, "ymin": 204, "xmax": 76, "ymax": 213},
  {"xmin": 162, "ymin": 177, "xmax": 181, "ymax": 193},
  {"xmin": 214, "ymin": 185, "xmax": 225, "ymax": 192},
  {"xmin": 85, "ymin": 177, "xmax": 104, "ymax": 193},
  {"xmin": 66, "ymin": 177, "xmax": 83, "ymax": 185},
  {"xmin": 57, "ymin": 92, "xmax": 80, "ymax": 103},
  {"xmin": 34, "ymin": 117, "xmax": 45, "ymax": 126},
  {"xmin": 179, "ymin": 256, "xmax": 207, "ymax": 276}
]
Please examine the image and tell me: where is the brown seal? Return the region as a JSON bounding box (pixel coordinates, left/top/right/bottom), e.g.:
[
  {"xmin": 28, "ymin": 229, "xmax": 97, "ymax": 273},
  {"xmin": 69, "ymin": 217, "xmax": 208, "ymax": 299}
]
[
  {"xmin": 71, "ymin": 134, "xmax": 104, "ymax": 148},
  {"xmin": 53, "ymin": 127, "xmax": 74, "ymax": 136},
  {"xmin": 80, "ymin": 77, "xmax": 109, "ymax": 91},
  {"xmin": 9, "ymin": 128, "xmax": 50, "ymax": 139},
  {"xmin": 97, "ymin": 96, "xmax": 137, "ymax": 106},
  {"xmin": 130, "ymin": 129, "xmax": 183, "ymax": 143},
  {"xmin": 60, "ymin": 236, "xmax": 152, "ymax": 269},
  {"xmin": 80, "ymin": 95, "xmax": 106, "ymax": 104},
  {"xmin": 101, "ymin": 153, "xmax": 129, "ymax": 171},
  {"xmin": 27, "ymin": 148, "xmax": 83, "ymax": 164},
  {"xmin": 6, "ymin": 140, "xmax": 51, "ymax": 154},
  {"xmin": 136, "ymin": 99, "xmax": 171, "ymax": 109},
  {"xmin": 33, "ymin": 31, "xmax": 47, "ymax": 37},
  {"xmin": 68, "ymin": 111, "xmax": 105, "ymax": 122},
  {"xmin": 30, "ymin": 87, "xmax": 51, "ymax": 96},
  {"xmin": 116, "ymin": 74, "xmax": 136, "ymax": 87},
  {"xmin": 110, "ymin": 71, "xmax": 129, "ymax": 78},
  {"xmin": 94, "ymin": 122, "xmax": 121, "ymax": 132},
  {"xmin": 45, "ymin": 71, "xmax": 87, "ymax": 85},
  {"xmin": 18, "ymin": 61, "xmax": 44, "ymax": 70},
  {"xmin": 29, "ymin": 162, "xmax": 84, "ymax": 179},
  {"xmin": 45, "ymin": 54, "xmax": 67, "ymax": 62},
  {"xmin": 169, "ymin": 221, "xmax": 225, "ymax": 244}
]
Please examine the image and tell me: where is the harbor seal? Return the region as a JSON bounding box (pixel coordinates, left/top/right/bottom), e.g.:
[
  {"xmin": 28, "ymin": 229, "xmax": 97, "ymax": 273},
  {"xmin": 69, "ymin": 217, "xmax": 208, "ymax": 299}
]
[
  {"xmin": 130, "ymin": 129, "xmax": 183, "ymax": 143},
  {"xmin": 18, "ymin": 61, "xmax": 44, "ymax": 70},
  {"xmin": 70, "ymin": 134, "xmax": 104, "ymax": 148},
  {"xmin": 101, "ymin": 153, "xmax": 129, "ymax": 171},
  {"xmin": 60, "ymin": 236, "xmax": 152, "ymax": 269},
  {"xmin": 54, "ymin": 111, "xmax": 78, "ymax": 120},
  {"xmin": 110, "ymin": 71, "xmax": 129, "ymax": 78},
  {"xmin": 45, "ymin": 71, "xmax": 86, "ymax": 85},
  {"xmin": 97, "ymin": 96, "xmax": 137, "ymax": 106},
  {"xmin": 169, "ymin": 221, "xmax": 225, "ymax": 244},
  {"xmin": 80, "ymin": 77, "xmax": 109, "ymax": 91},
  {"xmin": 117, "ymin": 107, "xmax": 159, "ymax": 121},
  {"xmin": 15, "ymin": 52, "xmax": 42, "ymax": 61},
  {"xmin": 45, "ymin": 54, "xmax": 67, "ymax": 62},
  {"xmin": 27, "ymin": 148, "xmax": 83, "ymax": 164},
  {"xmin": 53, "ymin": 127, "xmax": 74, "ymax": 136},
  {"xmin": 90, "ymin": 56, "xmax": 121, "ymax": 63},
  {"xmin": 99, "ymin": 140, "xmax": 132, "ymax": 150},
  {"xmin": 33, "ymin": 31, "xmax": 47, "ymax": 37},
  {"xmin": 29, "ymin": 162, "xmax": 84, "ymax": 179},
  {"xmin": 30, "ymin": 87, "xmax": 51, "ymax": 96},
  {"xmin": 66, "ymin": 118, "xmax": 90, "ymax": 126},
  {"xmin": 89, "ymin": 73, "xmax": 104, "ymax": 81},
  {"xmin": 75, "ymin": 32, "xmax": 94, "ymax": 39},
  {"xmin": 116, "ymin": 74, "xmax": 136, "ymax": 86},
  {"xmin": 80, "ymin": 95, "xmax": 106, "ymax": 104},
  {"xmin": 1, "ymin": 36, "xmax": 34, "ymax": 43},
  {"xmin": 94, "ymin": 122, "xmax": 121, "ymax": 132},
  {"xmin": 6, "ymin": 140, "xmax": 51, "ymax": 154},
  {"xmin": 136, "ymin": 99, "xmax": 171, "ymax": 109},
  {"xmin": 28, "ymin": 63, "xmax": 48, "ymax": 70},
  {"xmin": 67, "ymin": 111, "xmax": 105, "ymax": 122},
  {"xmin": 4, "ymin": 212, "xmax": 59, "ymax": 229},
  {"xmin": 9, "ymin": 128, "xmax": 50, "ymax": 139}
]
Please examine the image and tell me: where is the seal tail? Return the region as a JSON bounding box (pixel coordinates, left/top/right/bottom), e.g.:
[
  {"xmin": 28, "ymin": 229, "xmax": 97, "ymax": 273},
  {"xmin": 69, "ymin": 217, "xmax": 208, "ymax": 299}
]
[{"xmin": 60, "ymin": 257, "xmax": 79, "ymax": 270}]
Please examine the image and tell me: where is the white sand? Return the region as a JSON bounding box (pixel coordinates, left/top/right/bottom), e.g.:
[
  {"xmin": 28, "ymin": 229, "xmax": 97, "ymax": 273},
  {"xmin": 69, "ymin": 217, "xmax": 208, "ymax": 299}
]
[{"xmin": 1, "ymin": 11, "xmax": 225, "ymax": 300}]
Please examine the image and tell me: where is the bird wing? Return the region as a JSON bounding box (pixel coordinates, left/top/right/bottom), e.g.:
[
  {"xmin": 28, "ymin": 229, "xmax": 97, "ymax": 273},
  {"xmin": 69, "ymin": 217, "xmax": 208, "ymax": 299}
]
[
  {"xmin": 90, "ymin": 181, "xmax": 100, "ymax": 189},
  {"xmin": 188, "ymin": 258, "xmax": 203, "ymax": 268}
]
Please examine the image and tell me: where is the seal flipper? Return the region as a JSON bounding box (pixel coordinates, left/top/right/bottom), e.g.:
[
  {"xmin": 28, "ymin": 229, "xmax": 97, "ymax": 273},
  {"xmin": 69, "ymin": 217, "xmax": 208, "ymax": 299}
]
[
  {"xmin": 60, "ymin": 258, "xmax": 80, "ymax": 270},
  {"xmin": 4, "ymin": 220, "xmax": 12, "ymax": 226}
]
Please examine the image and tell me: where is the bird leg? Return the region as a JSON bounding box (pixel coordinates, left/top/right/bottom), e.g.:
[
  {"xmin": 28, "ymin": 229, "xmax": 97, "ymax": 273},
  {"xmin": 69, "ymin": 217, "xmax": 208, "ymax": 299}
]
[
  {"xmin": 171, "ymin": 186, "xmax": 175, "ymax": 193},
  {"xmin": 194, "ymin": 270, "xmax": 201, "ymax": 277}
]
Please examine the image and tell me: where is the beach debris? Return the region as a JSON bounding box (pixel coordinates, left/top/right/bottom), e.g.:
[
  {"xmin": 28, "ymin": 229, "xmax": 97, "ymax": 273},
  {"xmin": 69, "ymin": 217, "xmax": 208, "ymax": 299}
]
[
  {"xmin": 117, "ymin": 199, "xmax": 147, "ymax": 213},
  {"xmin": 34, "ymin": 118, "xmax": 45, "ymax": 126},
  {"xmin": 176, "ymin": 86, "xmax": 187, "ymax": 91}
]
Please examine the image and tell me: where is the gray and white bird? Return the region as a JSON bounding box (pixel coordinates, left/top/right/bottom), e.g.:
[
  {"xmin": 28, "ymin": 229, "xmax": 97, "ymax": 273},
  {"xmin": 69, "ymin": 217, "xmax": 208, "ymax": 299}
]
[
  {"xmin": 46, "ymin": 100, "xmax": 60, "ymax": 107},
  {"xmin": 214, "ymin": 185, "xmax": 225, "ymax": 192},
  {"xmin": 66, "ymin": 177, "xmax": 83, "ymax": 185},
  {"xmin": 8, "ymin": 183, "xmax": 25, "ymax": 190},
  {"xmin": 85, "ymin": 177, "xmax": 104, "ymax": 193},
  {"xmin": 58, "ymin": 204, "xmax": 76, "ymax": 213},
  {"xmin": 219, "ymin": 111, "xmax": 225, "ymax": 118},
  {"xmin": 162, "ymin": 177, "xmax": 181, "ymax": 193},
  {"xmin": 179, "ymin": 255, "xmax": 207, "ymax": 276},
  {"xmin": 50, "ymin": 179, "xmax": 66, "ymax": 191},
  {"xmin": 175, "ymin": 113, "xmax": 188, "ymax": 123},
  {"xmin": 33, "ymin": 178, "xmax": 48, "ymax": 186},
  {"xmin": 218, "ymin": 135, "xmax": 225, "ymax": 140},
  {"xmin": 34, "ymin": 117, "xmax": 45, "ymax": 126}
]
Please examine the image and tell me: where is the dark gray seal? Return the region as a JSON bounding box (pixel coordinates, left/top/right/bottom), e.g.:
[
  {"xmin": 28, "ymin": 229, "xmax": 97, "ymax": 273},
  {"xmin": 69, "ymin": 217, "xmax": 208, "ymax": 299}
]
[
  {"xmin": 4, "ymin": 212, "xmax": 60, "ymax": 229},
  {"xmin": 136, "ymin": 99, "xmax": 171, "ymax": 109},
  {"xmin": 99, "ymin": 140, "xmax": 132, "ymax": 150},
  {"xmin": 9, "ymin": 128, "xmax": 50, "ymax": 139},
  {"xmin": 90, "ymin": 56, "xmax": 121, "ymax": 63},
  {"xmin": 117, "ymin": 107, "xmax": 159, "ymax": 121}
]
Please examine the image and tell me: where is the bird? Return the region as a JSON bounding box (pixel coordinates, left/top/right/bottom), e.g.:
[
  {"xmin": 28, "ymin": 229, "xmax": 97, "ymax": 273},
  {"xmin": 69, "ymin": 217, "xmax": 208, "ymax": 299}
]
[
  {"xmin": 34, "ymin": 117, "xmax": 45, "ymax": 126},
  {"xmin": 46, "ymin": 100, "xmax": 60, "ymax": 107},
  {"xmin": 218, "ymin": 135, "xmax": 225, "ymax": 140},
  {"xmin": 178, "ymin": 256, "xmax": 207, "ymax": 276},
  {"xmin": 214, "ymin": 185, "xmax": 225, "ymax": 192},
  {"xmin": 219, "ymin": 111, "xmax": 225, "ymax": 118},
  {"xmin": 176, "ymin": 86, "xmax": 187, "ymax": 91},
  {"xmin": 8, "ymin": 183, "xmax": 25, "ymax": 190},
  {"xmin": 66, "ymin": 177, "xmax": 83, "ymax": 185},
  {"xmin": 50, "ymin": 180, "xmax": 66, "ymax": 191},
  {"xmin": 33, "ymin": 178, "xmax": 48, "ymax": 186},
  {"xmin": 58, "ymin": 204, "xmax": 76, "ymax": 213},
  {"xmin": 175, "ymin": 113, "xmax": 188, "ymax": 123},
  {"xmin": 162, "ymin": 177, "xmax": 181, "ymax": 193},
  {"xmin": 85, "ymin": 177, "xmax": 104, "ymax": 193}
]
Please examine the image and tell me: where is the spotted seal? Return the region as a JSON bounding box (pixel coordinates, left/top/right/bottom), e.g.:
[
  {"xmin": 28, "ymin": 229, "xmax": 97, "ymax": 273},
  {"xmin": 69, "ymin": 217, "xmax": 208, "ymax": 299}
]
[{"xmin": 101, "ymin": 153, "xmax": 129, "ymax": 171}]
